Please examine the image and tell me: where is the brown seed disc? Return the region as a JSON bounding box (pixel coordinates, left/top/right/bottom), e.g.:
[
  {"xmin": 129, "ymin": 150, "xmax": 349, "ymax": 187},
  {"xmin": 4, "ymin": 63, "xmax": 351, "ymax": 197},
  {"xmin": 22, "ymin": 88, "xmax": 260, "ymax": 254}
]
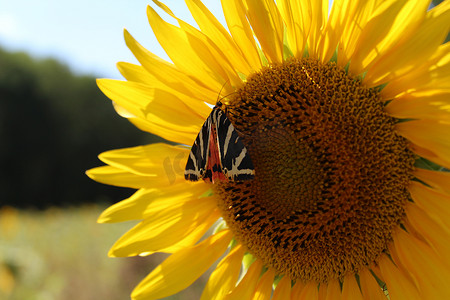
[{"xmin": 215, "ymin": 58, "xmax": 416, "ymax": 283}]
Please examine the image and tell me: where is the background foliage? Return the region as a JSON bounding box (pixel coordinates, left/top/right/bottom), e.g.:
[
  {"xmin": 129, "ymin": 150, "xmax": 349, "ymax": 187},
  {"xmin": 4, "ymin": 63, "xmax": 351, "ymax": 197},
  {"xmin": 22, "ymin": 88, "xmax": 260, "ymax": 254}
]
[
  {"xmin": 0, "ymin": 48, "xmax": 209, "ymax": 299},
  {"xmin": 0, "ymin": 47, "xmax": 164, "ymax": 208},
  {"xmin": 0, "ymin": 205, "xmax": 208, "ymax": 300}
]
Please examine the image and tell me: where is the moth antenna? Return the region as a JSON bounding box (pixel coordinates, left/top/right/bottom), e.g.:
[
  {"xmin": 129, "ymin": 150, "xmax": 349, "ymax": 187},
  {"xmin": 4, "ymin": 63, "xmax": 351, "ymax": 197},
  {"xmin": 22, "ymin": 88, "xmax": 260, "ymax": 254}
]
[
  {"xmin": 216, "ymin": 81, "xmax": 239, "ymax": 106},
  {"xmin": 218, "ymin": 91, "xmax": 239, "ymax": 103},
  {"xmin": 216, "ymin": 80, "xmax": 230, "ymax": 104}
]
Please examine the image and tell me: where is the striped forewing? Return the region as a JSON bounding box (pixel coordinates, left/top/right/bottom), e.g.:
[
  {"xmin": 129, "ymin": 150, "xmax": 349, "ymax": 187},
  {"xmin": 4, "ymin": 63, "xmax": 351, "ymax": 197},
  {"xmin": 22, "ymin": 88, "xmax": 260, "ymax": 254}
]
[
  {"xmin": 184, "ymin": 105, "xmax": 255, "ymax": 183},
  {"xmin": 212, "ymin": 109, "xmax": 255, "ymax": 181},
  {"xmin": 184, "ymin": 115, "xmax": 211, "ymax": 181}
]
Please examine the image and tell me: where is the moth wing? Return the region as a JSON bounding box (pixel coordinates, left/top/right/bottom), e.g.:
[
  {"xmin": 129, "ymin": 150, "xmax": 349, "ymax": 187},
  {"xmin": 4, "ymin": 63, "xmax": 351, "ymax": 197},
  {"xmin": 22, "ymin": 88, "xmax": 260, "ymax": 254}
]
[
  {"xmin": 184, "ymin": 115, "xmax": 211, "ymax": 181},
  {"xmin": 213, "ymin": 109, "xmax": 255, "ymax": 181},
  {"xmin": 202, "ymin": 122, "xmax": 228, "ymax": 183}
]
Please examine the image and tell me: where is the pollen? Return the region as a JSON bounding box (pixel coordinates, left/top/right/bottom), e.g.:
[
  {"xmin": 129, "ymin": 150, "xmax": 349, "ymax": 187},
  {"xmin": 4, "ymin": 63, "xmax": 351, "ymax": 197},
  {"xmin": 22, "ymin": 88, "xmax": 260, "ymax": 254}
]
[{"xmin": 215, "ymin": 58, "xmax": 416, "ymax": 283}]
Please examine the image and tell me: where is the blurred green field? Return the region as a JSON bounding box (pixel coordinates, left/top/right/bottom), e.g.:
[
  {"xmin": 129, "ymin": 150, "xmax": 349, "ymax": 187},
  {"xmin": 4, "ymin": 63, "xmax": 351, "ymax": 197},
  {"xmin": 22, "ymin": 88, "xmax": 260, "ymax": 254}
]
[{"xmin": 0, "ymin": 205, "xmax": 207, "ymax": 300}]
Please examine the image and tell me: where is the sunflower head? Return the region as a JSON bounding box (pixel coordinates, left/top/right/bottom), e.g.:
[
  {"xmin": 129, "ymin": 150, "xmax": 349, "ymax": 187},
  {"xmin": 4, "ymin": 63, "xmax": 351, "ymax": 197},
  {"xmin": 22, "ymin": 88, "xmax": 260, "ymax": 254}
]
[
  {"xmin": 216, "ymin": 57, "xmax": 416, "ymax": 283},
  {"xmin": 88, "ymin": 0, "xmax": 450, "ymax": 299}
]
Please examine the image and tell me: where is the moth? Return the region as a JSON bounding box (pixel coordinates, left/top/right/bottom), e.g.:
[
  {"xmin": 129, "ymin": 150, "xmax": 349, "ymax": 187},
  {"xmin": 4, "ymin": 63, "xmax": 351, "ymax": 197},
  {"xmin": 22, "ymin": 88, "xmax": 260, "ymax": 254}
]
[{"xmin": 184, "ymin": 101, "xmax": 255, "ymax": 183}]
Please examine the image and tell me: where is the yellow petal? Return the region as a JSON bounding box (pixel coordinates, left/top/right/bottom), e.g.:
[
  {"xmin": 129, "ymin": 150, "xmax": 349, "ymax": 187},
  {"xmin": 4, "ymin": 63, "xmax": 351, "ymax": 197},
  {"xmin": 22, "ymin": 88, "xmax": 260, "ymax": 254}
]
[
  {"xmin": 412, "ymin": 144, "xmax": 450, "ymax": 172},
  {"xmin": 93, "ymin": 143, "xmax": 191, "ymax": 188},
  {"xmin": 381, "ymin": 42, "xmax": 450, "ymax": 98},
  {"xmin": 98, "ymin": 184, "xmax": 209, "ymax": 223},
  {"xmin": 152, "ymin": 1, "xmax": 242, "ymax": 89},
  {"xmin": 337, "ymin": 0, "xmax": 382, "ymax": 68},
  {"xmin": 154, "ymin": 209, "xmax": 221, "ymax": 254},
  {"xmin": 390, "ymin": 228, "xmax": 450, "ymax": 299},
  {"xmin": 318, "ymin": 283, "xmax": 327, "ymax": 300},
  {"xmin": 272, "ymin": 275, "xmax": 291, "ymax": 300},
  {"xmin": 318, "ymin": 0, "xmax": 343, "ymax": 64},
  {"xmin": 349, "ymin": 0, "xmax": 418, "ymax": 75},
  {"xmin": 405, "ymin": 202, "xmax": 450, "ymax": 261},
  {"xmin": 98, "ymin": 143, "xmax": 188, "ymax": 177},
  {"xmin": 307, "ymin": 0, "xmax": 328, "ymax": 59},
  {"xmin": 379, "ymin": 0, "xmax": 429, "ymax": 45},
  {"xmin": 299, "ymin": 281, "xmax": 319, "ymax": 299},
  {"xmin": 201, "ymin": 245, "xmax": 245, "ymax": 300},
  {"xmin": 97, "ymin": 79, "xmax": 204, "ymax": 130},
  {"xmin": 128, "ymin": 117, "xmax": 197, "ymax": 146},
  {"xmin": 146, "ymin": 5, "xmax": 228, "ymax": 91},
  {"xmin": 109, "ymin": 195, "xmax": 219, "ymax": 257},
  {"xmin": 113, "ymin": 209, "xmax": 220, "ymax": 256},
  {"xmin": 408, "ymin": 181, "xmax": 450, "ymax": 230},
  {"xmin": 358, "ymin": 267, "xmax": 387, "ymax": 300},
  {"xmin": 378, "ymin": 254, "xmax": 421, "ymax": 300},
  {"xmin": 86, "ymin": 165, "xmax": 154, "ymax": 189},
  {"xmin": 131, "ymin": 229, "xmax": 232, "ymax": 300},
  {"xmin": 395, "ymin": 120, "xmax": 450, "ymax": 169},
  {"xmin": 277, "ymin": 0, "xmax": 311, "ymax": 58},
  {"xmin": 123, "ymin": 29, "xmax": 218, "ymax": 102},
  {"xmin": 353, "ymin": 0, "xmax": 432, "ymax": 77},
  {"xmin": 108, "ymin": 97, "xmax": 195, "ymax": 144},
  {"xmin": 221, "ymin": 0, "xmax": 262, "ymax": 71},
  {"xmin": 385, "ymin": 92, "xmax": 450, "ymax": 120},
  {"xmin": 244, "ymin": 0, "xmax": 284, "ymax": 63},
  {"xmin": 367, "ymin": 264, "xmax": 383, "ymax": 282},
  {"xmin": 224, "ymin": 260, "xmax": 263, "ymax": 300},
  {"xmin": 184, "ymin": 0, "xmax": 253, "ymax": 76},
  {"xmin": 96, "ymin": 100, "xmax": 198, "ymax": 146},
  {"xmin": 341, "ymin": 274, "xmax": 363, "ymax": 300},
  {"xmin": 111, "ymin": 101, "xmax": 136, "ymax": 119},
  {"xmin": 365, "ymin": 1, "xmax": 450, "ymax": 86},
  {"xmin": 414, "ymin": 168, "xmax": 450, "ymax": 195},
  {"xmin": 320, "ymin": 0, "xmax": 365, "ymax": 66},
  {"xmin": 116, "ymin": 61, "xmax": 212, "ymax": 117},
  {"xmin": 252, "ymin": 268, "xmax": 275, "ymax": 300},
  {"xmin": 117, "ymin": 62, "xmax": 153, "ymax": 84},
  {"xmin": 325, "ymin": 279, "xmax": 341, "ymax": 300},
  {"xmin": 290, "ymin": 281, "xmax": 305, "ymax": 299}
]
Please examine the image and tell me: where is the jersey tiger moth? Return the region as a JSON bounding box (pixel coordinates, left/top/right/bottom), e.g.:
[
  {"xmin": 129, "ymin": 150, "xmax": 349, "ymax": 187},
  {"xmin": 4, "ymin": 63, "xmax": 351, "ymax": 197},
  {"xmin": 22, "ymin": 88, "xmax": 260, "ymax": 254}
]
[{"xmin": 184, "ymin": 101, "xmax": 255, "ymax": 183}]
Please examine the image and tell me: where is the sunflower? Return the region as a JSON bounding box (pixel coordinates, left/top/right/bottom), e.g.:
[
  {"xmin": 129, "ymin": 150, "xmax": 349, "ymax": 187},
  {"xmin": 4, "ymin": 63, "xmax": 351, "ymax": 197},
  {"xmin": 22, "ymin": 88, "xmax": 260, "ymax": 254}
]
[{"xmin": 87, "ymin": 0, "xmax": 450, "ymax": 299}]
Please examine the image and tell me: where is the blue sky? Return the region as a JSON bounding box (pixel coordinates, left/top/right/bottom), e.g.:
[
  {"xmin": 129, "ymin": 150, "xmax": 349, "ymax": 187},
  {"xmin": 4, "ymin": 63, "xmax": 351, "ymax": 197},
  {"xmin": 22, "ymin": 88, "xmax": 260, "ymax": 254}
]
[
  {"xmin": 1, "ymin": 1, "xmax": 443, "ymax": 80},
  {"xmin": 0, "ymin": 0, "xmax": 224, "ymax": 79}
]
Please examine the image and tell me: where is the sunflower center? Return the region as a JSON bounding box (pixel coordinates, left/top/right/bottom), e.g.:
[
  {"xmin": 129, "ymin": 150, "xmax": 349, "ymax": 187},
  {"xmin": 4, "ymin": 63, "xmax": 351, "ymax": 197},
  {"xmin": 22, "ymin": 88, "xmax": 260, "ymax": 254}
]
[{"xmin": 215, "ymin": 58, "xmax": 415, "ymax": 283}]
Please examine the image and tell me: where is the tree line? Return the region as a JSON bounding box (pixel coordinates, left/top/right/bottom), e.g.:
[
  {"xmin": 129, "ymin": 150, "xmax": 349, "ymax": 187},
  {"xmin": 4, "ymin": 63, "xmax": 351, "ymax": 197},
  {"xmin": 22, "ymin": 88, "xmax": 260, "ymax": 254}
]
[{"xmin": 0, "ymin": 47, "xmax": 163, "ymax": 208}]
